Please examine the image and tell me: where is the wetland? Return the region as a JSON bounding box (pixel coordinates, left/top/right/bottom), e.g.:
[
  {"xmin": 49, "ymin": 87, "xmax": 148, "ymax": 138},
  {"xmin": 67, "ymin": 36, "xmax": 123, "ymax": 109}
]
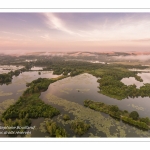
[{"xmin": 1, "ymin": 54, "xmax": 150, "ymax": 137}]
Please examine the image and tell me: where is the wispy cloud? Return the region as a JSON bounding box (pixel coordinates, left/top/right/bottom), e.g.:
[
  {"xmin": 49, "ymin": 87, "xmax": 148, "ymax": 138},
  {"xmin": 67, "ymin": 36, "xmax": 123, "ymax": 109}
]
[
  {"xmin": 43, "ymin": 13, "xmax": 150, "ymax": 42},
  {"xmin": 0, "ymin": 13, "xmax": 150, "ymax": 53},
  {"xmin": 44, "ymin": 13, "xmax": 74, "ymax": 35},
  {"xmin": 1, "ymin": 31, "xmax": 29, "ymax": 38},
  {"xmin": 40, "ymin": 34, "xmax": 51, "ymax": 40}
]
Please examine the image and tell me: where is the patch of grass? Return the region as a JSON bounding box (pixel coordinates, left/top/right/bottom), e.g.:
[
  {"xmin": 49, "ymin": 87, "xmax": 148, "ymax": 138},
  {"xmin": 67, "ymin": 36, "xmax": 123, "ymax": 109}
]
[{"xmin": 45, "ymin": 93, "xmax": 150, "ymax": 137}]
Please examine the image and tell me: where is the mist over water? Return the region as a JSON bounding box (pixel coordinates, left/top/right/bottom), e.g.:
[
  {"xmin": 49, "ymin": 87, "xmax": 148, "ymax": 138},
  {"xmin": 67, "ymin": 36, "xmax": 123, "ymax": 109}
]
[
  {"xmin": 1, "ymin": 49, "xmax": 150, "ymax": 59},
  {"xmin": 113, "ymin": 54, "xmax": 150, "ymax": 61}
]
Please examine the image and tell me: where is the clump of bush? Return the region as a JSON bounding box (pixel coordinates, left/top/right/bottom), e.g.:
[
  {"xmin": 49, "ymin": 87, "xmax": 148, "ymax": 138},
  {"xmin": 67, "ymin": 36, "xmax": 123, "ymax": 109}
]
[
  {"xmin": 63, "ymin": 114, "xmax": 70, "ymax": 121},
  {"xmin": 46, "ymin": 121, "xmax": 67, "ymax": 137},
  {"xmin": 70, "ymin": 120, "xmax": 90, "ymax": 136}
]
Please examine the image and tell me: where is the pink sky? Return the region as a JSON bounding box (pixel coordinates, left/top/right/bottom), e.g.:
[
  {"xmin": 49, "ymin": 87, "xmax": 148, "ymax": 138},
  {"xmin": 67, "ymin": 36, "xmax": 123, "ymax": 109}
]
[{"xmin": 0, "ymin": 13, "xmax": 150, "ymax": 54}]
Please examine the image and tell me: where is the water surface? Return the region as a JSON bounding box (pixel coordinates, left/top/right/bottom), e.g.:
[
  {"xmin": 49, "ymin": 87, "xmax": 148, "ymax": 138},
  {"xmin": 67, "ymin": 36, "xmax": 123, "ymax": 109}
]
[
  {"xmin": 40, "ymin": 73, "xmax": 150, "ymax": 118},
  {"xmin": 1, "ymin": 72, "xmax": 150, "ymax": 137},
  {"xmin": 121, "ymin": 73, "xmax": 150, "ymax": 88},
  {"xmin": 40, "ymin": 75, "xmax": 150, "ymax": 137}
]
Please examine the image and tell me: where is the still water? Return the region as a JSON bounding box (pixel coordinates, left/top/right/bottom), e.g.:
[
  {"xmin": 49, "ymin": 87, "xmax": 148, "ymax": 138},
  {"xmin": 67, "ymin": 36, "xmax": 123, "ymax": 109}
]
[
  {"xmin": 40, "ymin": 73, "xmax": 150, "ymax": 118},
  {"xmin": 0, "ymin": 65, "xmax": 24, "ymax": 74},
  {"xmin": 1, "ymin": 72, "xmax": 150, "ymax": 137},
  {"xmin": 39, "ymin": 73, "xmax": 150, "ymax": 137},
  {"xmin": 0, "ymin": 71, "xmax": 60, "ymax": 103},
  {"xmin": 121, "ymin": 73, "xmax": 150, "ymax": 88},
  {"xmin": 0, "ymin": 71, "xmax": 60, "ymax": 137}
]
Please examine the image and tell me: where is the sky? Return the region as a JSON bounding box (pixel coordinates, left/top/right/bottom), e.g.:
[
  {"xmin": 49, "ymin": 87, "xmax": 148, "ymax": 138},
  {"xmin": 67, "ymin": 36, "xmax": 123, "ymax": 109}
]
[{"xmin": 0, "ymin": 12, "xmax": 150, "ymax": 54}]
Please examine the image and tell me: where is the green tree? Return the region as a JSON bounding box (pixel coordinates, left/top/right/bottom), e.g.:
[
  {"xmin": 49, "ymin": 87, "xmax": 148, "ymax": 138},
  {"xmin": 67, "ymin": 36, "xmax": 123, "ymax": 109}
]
[
  {"xmin": 129, "ymin": 111, "xmax": 139, "ymax": 120},
  {"xmin": 109, "ymin": 105, "xmax": 119, "ymax": 112}
]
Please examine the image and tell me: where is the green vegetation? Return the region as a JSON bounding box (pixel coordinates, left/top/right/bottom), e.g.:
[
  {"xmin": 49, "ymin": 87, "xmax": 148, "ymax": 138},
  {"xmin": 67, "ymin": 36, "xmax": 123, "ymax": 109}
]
[
  {"xmin": 63, "ymin": 114, "xmax": 70, "ymax": 121},
  {"xmin": 3, "ymin": 117, "xmax": 31, "ymax": 137},
  {"xmin": 91, "ymin": 69, "xmax": 150, "ymax": 100},
  {"xmin": 129, "ymin": 111, "xmax": 139, "ymax": 120},
  {"xmin": 0, "ymin": 73, "xmax": 13, "ymax": 84},
  {"xmin": 84, "ymin": 100, "xmax": 150, "ymax": 130},
  {"xmin": 1, "ymin": 55, "xmax": 149, "ymax": 100},
  {"xmin": 0, "ymin": 76, "xmax": 67, "ymax": 136},
  {"xmin": 1, "ymin": 78, "xmax": 60, "ymax": 120},
  {"xmin": 70, "ymin": 120, "xmax": 90, "ymax": 136},
  {"xmin": 37, "ymin": 58, "xmax": 149, "ymax": 100},
  {"xmin": 53, "ymin": 67, "xmax": 83, "ymax": 77},
  {"xmin": 140, "ymin": 117, "xmax": 150, "ymax": 125},
  {"xmin": 0, "ymin": 99, "xmax": 15, "ymax": 116},
  {"xmin": 45, "ymin": 120, "xmax": 67, "ymax": 137},
  {"xmin": 122, "ymin": 116, "xmax": 149, "ymax": 130},
  {"xmin": 45, "ymin": 93, "xmax": 150, "ymax": 137},
  {"xmin": 0, "ymin": 67, "xmax": 29, "ymax": 85},
  {"xmin": 1, "ymin": 54, "xmax": 150, "ymax": 137}
]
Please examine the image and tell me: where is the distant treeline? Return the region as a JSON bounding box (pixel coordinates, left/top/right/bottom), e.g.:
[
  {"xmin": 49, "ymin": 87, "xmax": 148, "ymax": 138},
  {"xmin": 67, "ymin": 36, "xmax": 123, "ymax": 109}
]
[
  {"xmin": 1, "ymin": 57, "xmax": 149, "ymax": 100},
  {"xmin": 0, "ymin": 62, "xmax": 33, "ymax": 85}
]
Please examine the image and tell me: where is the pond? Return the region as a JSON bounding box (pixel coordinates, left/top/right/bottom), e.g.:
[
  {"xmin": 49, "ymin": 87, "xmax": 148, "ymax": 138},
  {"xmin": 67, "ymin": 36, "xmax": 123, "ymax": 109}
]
[{"xmin": 39, "ymin": 73, "xmax": 150, "ymax": 137}]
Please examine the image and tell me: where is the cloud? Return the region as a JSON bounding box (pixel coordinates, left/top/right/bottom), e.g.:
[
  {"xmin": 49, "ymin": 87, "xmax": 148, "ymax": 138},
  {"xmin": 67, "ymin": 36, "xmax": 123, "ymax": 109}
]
[
  {"xmin": 1, "ymin": 31, "xmax": 29, "ymax": 38},
  {"xmin": 44, "ymin": 13, "xmax": 74, "ymax": 35},
  {"xmin": 1, "ymin": 13, "xmax": 150, "ymax": 53},
  {"xmin": 40, "ymin": 34, "xmax": 52, "ymax": 40},
  {"xmin": 43, "ymin": 13, "xmax": 150, "ymax": 42}
]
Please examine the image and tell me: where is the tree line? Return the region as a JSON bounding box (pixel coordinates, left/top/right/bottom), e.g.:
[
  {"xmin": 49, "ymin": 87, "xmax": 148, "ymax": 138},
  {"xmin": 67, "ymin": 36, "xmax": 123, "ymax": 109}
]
[{"xmin": 84, "ymin": 99, "xmax": 150, "ymax": 130}]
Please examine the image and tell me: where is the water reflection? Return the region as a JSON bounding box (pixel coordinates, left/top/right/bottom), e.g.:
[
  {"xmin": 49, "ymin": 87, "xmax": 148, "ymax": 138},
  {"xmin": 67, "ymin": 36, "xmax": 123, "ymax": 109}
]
[
  {"xmin": 0, "ymin": 71, "xmax": 60, "ymax": 103},
  {"xmin": 121, "ymin": 73, "xmax": 150, "ymax": 88},
  {"xmin": 1, "ymin": 71, "xmax": 150, "ymax": 137},
  {"xmin": 40, "ymin": 73, "xmax": 150, "ymax": 118},
  {"xmin": 121, "ymin": 77, "xmax": 143, "ymax": 88}
]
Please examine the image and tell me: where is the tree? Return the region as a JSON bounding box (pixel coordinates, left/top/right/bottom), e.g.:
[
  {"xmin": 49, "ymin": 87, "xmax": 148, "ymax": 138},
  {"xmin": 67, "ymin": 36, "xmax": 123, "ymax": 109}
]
[
  {"xmin": 129, "ymin": 111, "xmax": 139, "ymax": 120},
  {"xmin": 140, "ymin": 117, "xmax": 150, "ymax": 125},
  {"xmin": 110, "ymin": 105, "xmax": 119, "ymax": 112}
]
